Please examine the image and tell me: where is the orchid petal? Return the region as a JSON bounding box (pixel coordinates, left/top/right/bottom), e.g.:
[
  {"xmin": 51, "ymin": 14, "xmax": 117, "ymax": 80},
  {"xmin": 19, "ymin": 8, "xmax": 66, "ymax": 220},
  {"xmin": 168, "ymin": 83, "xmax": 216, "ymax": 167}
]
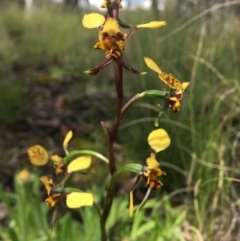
[
  {"xmin": 144, "ymin": 57, "xmax": 162, "ymax": 74},
  {"xmin": 146, "ymin": 153, "xmax": 159, "ymax": 169},
  {"xmin": 103, "ymin": 18, "xmax": 125, "ymax": 38},
  {"xmin": 148, "ymin": 129, "xmax": 171, "ymax": 153},
  {"xmin": 158, "ymin": 72, "xmax": 183, "ymax": 90},
  {"xmin": 39, "ymin": 176, "xmax": 54, "ymax": 195},
  {"xmin": 63, "ymin": 130, "xmax": 73, "ymax": 154},
  {"xmin": 51, "ymin": 155, "xmax": 63, "ymax": 163},
  {"xmin": 129, "ymin": 191, "xmax": 134, "ymax": 217},
  {"xmin": 27, "ymin": 145, "xmax": 49, "ymax": 166},
  {"xmin": 66, "ymin": 192, "xmax": 93, "ymax": 208},
  {"xmin": 67, "ymin": 156, "xmax": 91, "ymax": 173},
  {"xmin": 82, "ymin": 13, "xmax": 105, "ymax": 28},
  {"xmin": 137, "ymin": 21, "xmax": 166, "ymax": 29},
  {"xmin": 182, "ymin": 82, "xmax": 190, "ymax": 91}
]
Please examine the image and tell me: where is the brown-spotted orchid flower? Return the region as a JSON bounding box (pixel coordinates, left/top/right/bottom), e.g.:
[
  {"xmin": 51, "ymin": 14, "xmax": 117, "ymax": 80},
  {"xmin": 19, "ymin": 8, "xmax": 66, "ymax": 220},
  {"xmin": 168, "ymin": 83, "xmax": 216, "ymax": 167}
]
[
  {"xmin": 144, "ymin": 57, "xmax": 190, "ymax": 112},
  {"xmin": 40, "ymin": 176, "xmax": 93, "ymax": 208},
  {"xmin": 129, "ymin": 129, "xmax": 170, "ymax": 216},
  {"xmin": 82, "ymin": 13, "xmax": 166, "ymax": 75}
]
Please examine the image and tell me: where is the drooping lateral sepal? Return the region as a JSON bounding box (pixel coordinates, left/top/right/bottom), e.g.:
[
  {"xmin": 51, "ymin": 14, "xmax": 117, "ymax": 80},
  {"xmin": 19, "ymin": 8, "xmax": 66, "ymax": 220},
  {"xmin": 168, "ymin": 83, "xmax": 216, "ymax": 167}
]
[
  {"xmin": 84, "ymin": 58, "xmax": 113, "ymax": 75},
  {"xmin": 111, "ymin": 57, "xmax": 146, "ymax": 75}
]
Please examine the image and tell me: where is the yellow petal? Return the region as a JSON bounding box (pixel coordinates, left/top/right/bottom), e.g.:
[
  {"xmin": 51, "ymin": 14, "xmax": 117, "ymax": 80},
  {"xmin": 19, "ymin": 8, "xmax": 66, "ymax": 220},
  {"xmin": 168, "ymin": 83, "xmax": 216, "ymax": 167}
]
[
  {"xmin": 45, "ymin": 194, "xmax": 61, "ymax": 208},
  {"xmin": 144, "ymin": 57, "xmax": 162, "ymax": 74},
  {"xmin": 51, "ymin": 155, "xmax": 63, "ymax": 163},
  {"xmin": 67, "ymin": 156, "xmax": 91, "ymax": 173},
  {"xmin": 129, "ymin": 191, "xmax": 134, "ymax": 217},
  {"xmin": 66, "ymin": 192, "xmax": 93, "ymax": 208},
  {"xmin": 103, "ymin": 18, "xmax": 126, "ymax": 39},
  {"xmin": 148, "ymin": 129, "xmax": 171, "ymax": 153},
  {"xmin": 84, "ymin": 70, "xmax": 93, "ymax": 75},
  {"xmin": 137, "ymin": 21, "xmax": 166, "ymax": 29},
  {"xmin": 94, "ymin": 41, "xmax": 109, "ymax": 50},
  {"xmin": 182, "ymin": 82, "xmax": 190, "ymax": 91},
  {"xmin": 158, "ymin": 72, "xmax": 182, "ymax": 90},
  {"xmin": 27, "ymin": 145, "xmax": 49, "ymax": 166},
  {"xmin": 82, "ymin": 13, "xmax": 105, "ymax": 28},
  {"xmin": 39, "ymin": 176, "xmax": 54, "ymax": 195},
  {"xmin": 63, "ymin": 130, "xmax": 73, "ymax": 153},
  {"xmin": 174, "ymin": 82, "xmax": 190, "ymax": 101},
  {"xmin": 146, "ymin": 153, "xmax": 159, "ymax": 169}
]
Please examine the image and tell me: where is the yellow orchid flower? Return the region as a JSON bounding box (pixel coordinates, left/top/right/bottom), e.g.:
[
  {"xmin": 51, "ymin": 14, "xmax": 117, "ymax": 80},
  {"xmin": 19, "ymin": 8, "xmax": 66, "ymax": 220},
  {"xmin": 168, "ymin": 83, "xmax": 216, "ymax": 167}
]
[
  {"xmin": 50, "ymin": 130, "xmax": 73, "ymax": 174},
  {"xmin": 144, "ymin": 57, "xmax": 190, "ymax": 112},
  {"xmin": 40, "ymin": 176, "xmax": 93, "ymax": 208},
  {"xmin": 40, "ymin": 176, "xmax": 62, "ymax": 207},
  {"xmin": 143, "ymin": 153, "xmax": 166, "ymax": 189},
  {"xmin": 82, "ymin": 13, "xmax": 166, "ymax": 75},
  {"xmin": 83, "ymin": 13, "xmax": 127, "ymax": 60},
  {"xmin": 129, "ymin": 153, "xmax": 167, "ymax": 216}
]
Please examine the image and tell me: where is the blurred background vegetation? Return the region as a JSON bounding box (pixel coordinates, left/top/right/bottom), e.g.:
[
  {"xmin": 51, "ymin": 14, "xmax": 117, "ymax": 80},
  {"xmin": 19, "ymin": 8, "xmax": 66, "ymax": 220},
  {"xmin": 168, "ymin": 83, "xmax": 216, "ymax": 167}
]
[{"xmin": 0, "ymin": 0, "xmax": 240, "ymax": 240}]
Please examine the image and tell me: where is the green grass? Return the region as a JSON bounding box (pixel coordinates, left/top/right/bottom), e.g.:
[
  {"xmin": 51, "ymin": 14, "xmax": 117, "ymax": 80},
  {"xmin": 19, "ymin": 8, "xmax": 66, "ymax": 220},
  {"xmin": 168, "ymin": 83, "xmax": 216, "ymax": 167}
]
[{"xmin": 0, "ymin": 1, "xmax": 240, "ymax": 240}]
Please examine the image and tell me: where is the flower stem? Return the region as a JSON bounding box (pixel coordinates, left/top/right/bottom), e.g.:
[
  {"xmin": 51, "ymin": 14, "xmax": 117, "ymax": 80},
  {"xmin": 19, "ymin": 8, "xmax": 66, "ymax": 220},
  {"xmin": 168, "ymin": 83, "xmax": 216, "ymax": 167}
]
[
  {"xmin": 113, "ymin": 93, "xmax": 140, "ymax": 128},
  {"xmin": 93, "ymin": 203, "xmax": 107, "ymax": 241},
  {"xmin": 102, "ymin": 172, "xmax": 117, "ymax": 221},
  {"xmin": 108, "ymin": 62, "xmax": 123, "ymax": 175}
]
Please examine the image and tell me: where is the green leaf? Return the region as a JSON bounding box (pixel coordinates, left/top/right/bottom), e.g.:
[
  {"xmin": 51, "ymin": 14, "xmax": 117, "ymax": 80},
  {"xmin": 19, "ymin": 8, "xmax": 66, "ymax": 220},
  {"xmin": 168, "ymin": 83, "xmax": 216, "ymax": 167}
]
[{"xmin": 117, "ymin": 163, "xmax": 143, "ymax": 175}]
